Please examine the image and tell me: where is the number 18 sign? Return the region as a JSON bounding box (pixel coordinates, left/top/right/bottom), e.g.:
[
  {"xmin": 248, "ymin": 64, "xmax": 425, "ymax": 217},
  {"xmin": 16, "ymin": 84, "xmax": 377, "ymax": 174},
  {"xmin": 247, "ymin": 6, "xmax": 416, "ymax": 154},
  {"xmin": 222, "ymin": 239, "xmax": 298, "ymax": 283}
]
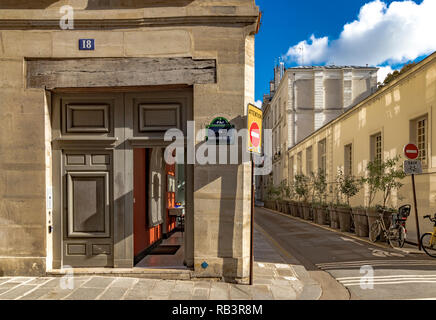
[{"xmin": 79, "ymin": 39, "xmax": 95, "ymax": 51}]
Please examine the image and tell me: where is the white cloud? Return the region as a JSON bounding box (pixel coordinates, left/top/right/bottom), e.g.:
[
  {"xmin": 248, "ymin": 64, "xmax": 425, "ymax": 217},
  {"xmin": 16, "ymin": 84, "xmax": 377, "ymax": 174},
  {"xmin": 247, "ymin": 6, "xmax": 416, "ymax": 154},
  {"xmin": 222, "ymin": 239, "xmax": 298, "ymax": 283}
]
[
  {"xmin": 377, "ymin": 65, "xmax": 395, "ymax": 83},
  {"xmin": 254, "ymin": 100, "xmax": 263, "ymax": 109},
  {"xmin": 284, "ymin": 0, "xmax": 436, "ymax": 66}
]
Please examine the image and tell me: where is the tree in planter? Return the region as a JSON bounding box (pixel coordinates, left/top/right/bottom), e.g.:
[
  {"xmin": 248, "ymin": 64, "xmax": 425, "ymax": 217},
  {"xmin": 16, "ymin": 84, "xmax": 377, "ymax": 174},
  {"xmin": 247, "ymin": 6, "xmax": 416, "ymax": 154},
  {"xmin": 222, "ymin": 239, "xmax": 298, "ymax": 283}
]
[
  {"xmin": 379, "ymin": 156, "xmax": 406, "ymax": 209},
  {"xmin": 312, "ymin": 169, "xmax": 328, "ymax": 205},
  {"xmin": 361, "ymin": 156, "xmax": 406, "ymax": 209},
  {"xmin": 337, "ymin": 169, "xmax": 361, "ymax": 207},
  {"xmin": 265, "ymin": 180, "xmax": 280, "ymax": 201},
  {"xmin": 294, "ymin": 174, "xmax": 310, "ymax": 203},
  {"xmin": 360, "ymin": 160, "xmax": 382, "ymax": 209}
]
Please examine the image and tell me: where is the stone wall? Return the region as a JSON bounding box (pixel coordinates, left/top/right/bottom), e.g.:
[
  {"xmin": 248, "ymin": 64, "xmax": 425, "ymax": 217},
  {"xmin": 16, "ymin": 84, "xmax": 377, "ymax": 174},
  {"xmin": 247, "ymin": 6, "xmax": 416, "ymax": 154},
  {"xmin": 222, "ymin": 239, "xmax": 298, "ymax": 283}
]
[{"xmin": 0, "ymin": 0, "xmax": 259, "ymax": 280}]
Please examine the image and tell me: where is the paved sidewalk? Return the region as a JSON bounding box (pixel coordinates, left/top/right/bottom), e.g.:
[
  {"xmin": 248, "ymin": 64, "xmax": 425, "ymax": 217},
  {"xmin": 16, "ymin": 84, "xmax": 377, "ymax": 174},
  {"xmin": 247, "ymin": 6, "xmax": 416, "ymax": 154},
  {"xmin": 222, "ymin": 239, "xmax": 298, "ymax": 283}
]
[{"xmin": 0, "ymin": 227, "xmax": 319, "ymax": 300}]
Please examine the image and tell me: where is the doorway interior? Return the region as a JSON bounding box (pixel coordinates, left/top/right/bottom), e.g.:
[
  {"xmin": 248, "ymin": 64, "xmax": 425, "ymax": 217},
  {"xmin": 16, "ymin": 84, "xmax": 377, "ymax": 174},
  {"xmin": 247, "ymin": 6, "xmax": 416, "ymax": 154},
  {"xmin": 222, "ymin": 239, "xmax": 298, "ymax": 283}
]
[{"xmin": 133, "ymin": 147, "xmax": 187, "ymax": 270}]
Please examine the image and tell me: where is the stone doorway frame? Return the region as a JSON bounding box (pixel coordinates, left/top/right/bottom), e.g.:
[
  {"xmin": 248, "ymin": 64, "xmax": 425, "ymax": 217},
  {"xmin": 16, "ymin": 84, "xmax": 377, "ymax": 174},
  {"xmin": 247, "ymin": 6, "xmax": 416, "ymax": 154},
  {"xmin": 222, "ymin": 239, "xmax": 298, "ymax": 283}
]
[{"xmin": 49, "ymin": 88, "xmax": 194, "ymax": 270}]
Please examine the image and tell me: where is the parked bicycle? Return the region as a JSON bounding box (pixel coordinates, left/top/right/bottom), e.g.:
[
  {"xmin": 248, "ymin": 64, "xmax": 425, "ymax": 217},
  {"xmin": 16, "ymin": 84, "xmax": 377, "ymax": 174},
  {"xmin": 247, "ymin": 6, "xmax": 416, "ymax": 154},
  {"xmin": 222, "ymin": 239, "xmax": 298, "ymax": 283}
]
[
  {"xmin": 421, "ymin": 214, "xmax": 436, "ymax": 258},
  {"xmin": 369, "ymin": 205, "xmax": 411, "ymax": 248}
]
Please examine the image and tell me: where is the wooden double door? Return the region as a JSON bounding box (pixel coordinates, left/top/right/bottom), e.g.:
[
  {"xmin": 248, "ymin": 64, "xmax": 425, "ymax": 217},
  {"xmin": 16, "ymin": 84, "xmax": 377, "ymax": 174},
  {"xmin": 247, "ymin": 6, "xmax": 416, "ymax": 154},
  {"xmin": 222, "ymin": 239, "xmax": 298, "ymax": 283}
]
[{"xmin": 51, "ymin": 89, "xmax": 192, "ymax": 268}]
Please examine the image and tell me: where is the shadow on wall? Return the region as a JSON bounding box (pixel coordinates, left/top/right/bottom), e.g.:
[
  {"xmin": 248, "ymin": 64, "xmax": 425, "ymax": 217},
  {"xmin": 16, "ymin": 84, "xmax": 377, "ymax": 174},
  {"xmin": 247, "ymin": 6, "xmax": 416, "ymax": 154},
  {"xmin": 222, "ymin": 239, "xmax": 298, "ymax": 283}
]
[
  {"xmin": 193, "ymin": 115, "xmax": 248, "ymax": 282},
  {"xmin": 0, "ymin": 0, "xmax": 195, "ymax": 9}
]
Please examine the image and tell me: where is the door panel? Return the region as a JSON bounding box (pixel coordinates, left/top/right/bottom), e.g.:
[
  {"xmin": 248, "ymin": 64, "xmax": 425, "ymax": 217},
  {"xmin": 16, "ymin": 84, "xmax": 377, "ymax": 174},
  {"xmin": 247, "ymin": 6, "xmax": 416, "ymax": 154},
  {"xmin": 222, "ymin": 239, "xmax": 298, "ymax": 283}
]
[
  {"xmin": 67, "ymin": 172, "xmax": 109, "ymax": 237},
  {"xmin": 63, "ymin": 151, "xmax": 113, "ymax": 267}
]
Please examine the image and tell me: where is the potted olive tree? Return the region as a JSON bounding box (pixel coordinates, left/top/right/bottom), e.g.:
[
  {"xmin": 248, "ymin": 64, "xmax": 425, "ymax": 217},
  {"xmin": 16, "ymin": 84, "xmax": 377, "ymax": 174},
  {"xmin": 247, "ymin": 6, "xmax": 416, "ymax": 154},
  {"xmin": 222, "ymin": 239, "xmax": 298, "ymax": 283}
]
[
  {"xmin": 295, "ymin": 174, "xmax": 310, "ymax": 219},
  {"xmin": 285, "ymin": 180, "xmax": 297, "ymax": 216},
  {"xmin": 265, "ymin": 181, "xmax": 280, "ymax": 210},
  {"xmin": 328, "ymin": 178, "xmax": 341, "ymax": 229},
  {"xmin": 337, "ymin": 169, "xmax": 361, "ymax": 233},
  {"xmin": 278, "ymin": 180, "xmax": 288, "ymax": 213},
  {"xmin": 362, "ymin": 156, "xmax": 406, "ymax": 236},
  {"xmin": 312, "ymin": 170, "xmax": 328, "ymax": 225}
]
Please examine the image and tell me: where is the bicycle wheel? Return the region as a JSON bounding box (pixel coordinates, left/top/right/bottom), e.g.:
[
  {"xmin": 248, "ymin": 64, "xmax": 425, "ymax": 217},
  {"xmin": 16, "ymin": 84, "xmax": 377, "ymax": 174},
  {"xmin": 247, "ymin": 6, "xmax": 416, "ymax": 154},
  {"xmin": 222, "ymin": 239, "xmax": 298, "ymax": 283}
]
[
  {"xmin": 396, "ymin": 226, "xmax": 406, "ymax": 248},
  {"xmin": 421, "ymin": 233, "xmax": 436, "ymax": 258},
  {"xmin": 369, "ymin": 221, "xmax": 381, "ymax": 242}
]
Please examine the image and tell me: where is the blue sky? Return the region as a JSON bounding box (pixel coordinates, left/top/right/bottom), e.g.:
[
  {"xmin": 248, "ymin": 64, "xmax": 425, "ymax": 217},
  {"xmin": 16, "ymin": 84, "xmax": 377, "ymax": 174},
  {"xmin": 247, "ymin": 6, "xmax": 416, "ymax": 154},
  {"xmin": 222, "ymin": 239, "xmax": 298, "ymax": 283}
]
[{"xmin": 254, "ymin": 0, "xmax": 433, "ymax": 103}]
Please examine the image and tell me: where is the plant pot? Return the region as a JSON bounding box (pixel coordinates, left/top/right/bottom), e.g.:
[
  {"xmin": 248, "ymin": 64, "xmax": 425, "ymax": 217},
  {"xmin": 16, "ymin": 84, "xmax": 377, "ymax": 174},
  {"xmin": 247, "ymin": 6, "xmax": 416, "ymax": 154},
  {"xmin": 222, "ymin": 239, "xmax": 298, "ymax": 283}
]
[
  {"xmin": 352, "ymin": 207, "xmax": 369, "ymax": 237},
  {"xmin": 315, "ymin": 206, "xmax": 328, "ymax": 225},
  {"xmin": 286, "ymin": 201, "xmax": 292, "ymax": 215},
  {"xmin": 337, "ymin": 206, "xmax": 352, "ymax": 232},
  {"xmin": 303, "ymin": 204, "xmax": 311, "ymax": 220},
  {"xmin": 297, "ymin": 203, "xmax": 304, "ymax": 218},
  {"xmin": 282, "ymin": 200, "xmax": 289, "ymax": 214},
  {"xmin": 329, "ymin": 206, "xmax": 340, "ymax": 229}
]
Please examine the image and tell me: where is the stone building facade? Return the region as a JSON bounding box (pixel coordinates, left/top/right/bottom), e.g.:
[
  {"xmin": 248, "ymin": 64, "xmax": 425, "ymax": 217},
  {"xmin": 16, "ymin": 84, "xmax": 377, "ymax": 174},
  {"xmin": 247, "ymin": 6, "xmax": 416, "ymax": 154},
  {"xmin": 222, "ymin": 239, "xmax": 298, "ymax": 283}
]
[
  {"xmin": 262, "ymin": 65, "xmax": 378, "ymax": 187},
  {"xmin": 284, "ymin": 52, "xmax": 436, "ymax": 241},
  {"xmin": 0, "ymin": 0, "xmax": 260, "ymax": 283}
]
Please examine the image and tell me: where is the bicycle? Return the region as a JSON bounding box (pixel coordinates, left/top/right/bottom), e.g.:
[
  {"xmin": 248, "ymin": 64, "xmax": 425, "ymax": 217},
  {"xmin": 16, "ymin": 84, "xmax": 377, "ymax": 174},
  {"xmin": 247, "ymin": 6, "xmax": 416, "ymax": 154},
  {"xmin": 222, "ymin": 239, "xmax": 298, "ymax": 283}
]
[
  {"xmin": 421, "ymin": 214, "xmax": 436, "ymax": 258},
  {"xmin": 369, "ymin": 205, "xmax": 411, "ymax": 248}
]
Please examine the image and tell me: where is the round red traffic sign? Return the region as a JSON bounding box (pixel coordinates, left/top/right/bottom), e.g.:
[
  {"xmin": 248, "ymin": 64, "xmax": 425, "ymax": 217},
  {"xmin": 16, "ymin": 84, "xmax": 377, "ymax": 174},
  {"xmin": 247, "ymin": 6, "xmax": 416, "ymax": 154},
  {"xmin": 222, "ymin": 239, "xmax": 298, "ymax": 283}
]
[
  {"xmin": 250, "ymin": 122, "xmax": 260, "ymax": 148},
  {"xmin": 404, "ymin": 143, "xmax": 419, "ymax": 160}
]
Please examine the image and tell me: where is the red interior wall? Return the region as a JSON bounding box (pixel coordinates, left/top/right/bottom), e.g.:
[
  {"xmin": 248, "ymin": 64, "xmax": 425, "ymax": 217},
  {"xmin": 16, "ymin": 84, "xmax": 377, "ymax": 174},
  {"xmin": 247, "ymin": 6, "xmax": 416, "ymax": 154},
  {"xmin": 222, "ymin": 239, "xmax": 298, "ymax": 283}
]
[
  {"xmin": 133, "ymin": 148, "xmax": 162, "ymax": 257},
  {"xmin": 166, "ymin": 163, "xmax": 177, "ymax": 234}
]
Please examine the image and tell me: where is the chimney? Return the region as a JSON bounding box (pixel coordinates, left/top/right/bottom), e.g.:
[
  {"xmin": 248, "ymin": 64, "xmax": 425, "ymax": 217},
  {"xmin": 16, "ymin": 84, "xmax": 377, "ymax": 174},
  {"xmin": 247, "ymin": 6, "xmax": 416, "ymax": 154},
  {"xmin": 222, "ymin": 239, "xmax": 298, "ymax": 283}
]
[{"xmin": 270, "ymin": 80, "xmax": 275, "ymax": 95}]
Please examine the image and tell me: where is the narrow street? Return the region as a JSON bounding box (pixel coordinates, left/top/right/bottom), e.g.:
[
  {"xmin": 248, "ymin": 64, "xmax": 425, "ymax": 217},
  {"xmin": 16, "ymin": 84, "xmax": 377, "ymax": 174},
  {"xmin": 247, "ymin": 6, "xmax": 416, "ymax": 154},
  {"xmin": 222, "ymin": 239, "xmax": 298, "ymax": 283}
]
[{"xmin": 255, "ymin": 207, "xmax": 436, "ymax": 300}]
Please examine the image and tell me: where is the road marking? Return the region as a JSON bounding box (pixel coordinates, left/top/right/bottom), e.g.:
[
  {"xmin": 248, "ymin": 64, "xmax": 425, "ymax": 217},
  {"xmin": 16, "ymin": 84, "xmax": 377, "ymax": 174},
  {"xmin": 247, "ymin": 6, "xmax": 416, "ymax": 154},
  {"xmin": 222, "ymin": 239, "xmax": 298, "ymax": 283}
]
[
  {"xmin": 284, "ymin": 276, "xmax": 298, "ymax": 281},
  {"xmin": 337, "ymin": 274, "xmax": 436, "ymax": 281},
  {"xmin": 316, "ymin": 259, "xmax": 436, "ymax": 270},
  {"xmin": 342, "ymin": 280, "xmax": 436, "ymax": 286},
  {"xmin": 340, "ymin": 237, "xmax": 364, "ymax": 246},
  {"xmin": 370, "ymin": 248, "xmax": 405, "ymax": 258},
  {"xmin": 275, "ymin": 264, "xmax": 291, "ymax": 269}
]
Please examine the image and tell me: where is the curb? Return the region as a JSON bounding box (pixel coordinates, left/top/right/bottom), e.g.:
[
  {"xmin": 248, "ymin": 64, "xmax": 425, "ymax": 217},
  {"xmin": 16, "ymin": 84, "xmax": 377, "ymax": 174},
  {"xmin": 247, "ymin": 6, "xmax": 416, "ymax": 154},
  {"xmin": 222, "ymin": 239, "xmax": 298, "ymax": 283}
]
[
  {"xmin": 254, "ymin": 222, "xmax": 322, "ymax": 300},
  {"xmin": 260, "ymin": 206, "xmax": 423, "ymax": 255}
]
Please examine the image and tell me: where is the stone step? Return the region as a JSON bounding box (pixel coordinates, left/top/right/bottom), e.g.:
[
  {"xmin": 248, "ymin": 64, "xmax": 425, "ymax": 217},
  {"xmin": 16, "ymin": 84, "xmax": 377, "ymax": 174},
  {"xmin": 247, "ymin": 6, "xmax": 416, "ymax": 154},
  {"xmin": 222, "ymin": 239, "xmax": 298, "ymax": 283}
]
[{"xmin": 47, "ymin": 268, "xmax": 192, "ymax": 281}]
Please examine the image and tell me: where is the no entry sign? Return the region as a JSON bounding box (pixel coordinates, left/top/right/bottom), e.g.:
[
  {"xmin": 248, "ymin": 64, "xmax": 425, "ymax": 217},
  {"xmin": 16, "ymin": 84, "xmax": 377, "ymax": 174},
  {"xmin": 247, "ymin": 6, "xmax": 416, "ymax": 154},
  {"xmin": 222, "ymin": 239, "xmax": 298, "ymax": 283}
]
[
  {"xmin": 250, "ymin": 122, "xmax": 260, "ymax": 148},
  {"xmin": 404, "ymin": 143, "xmax": 419, "ymax": 160},
  {"xmin": 247, "ymin": 104, "xmax": 263, "ymax": 154}
]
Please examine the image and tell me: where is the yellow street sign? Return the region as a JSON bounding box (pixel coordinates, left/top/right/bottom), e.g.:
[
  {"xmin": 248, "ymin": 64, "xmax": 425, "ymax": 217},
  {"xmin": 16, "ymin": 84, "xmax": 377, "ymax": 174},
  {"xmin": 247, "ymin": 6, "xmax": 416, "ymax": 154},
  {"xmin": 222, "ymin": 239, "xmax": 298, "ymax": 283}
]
[{"xmin": 247, "ymin": 103, "xmax": 263, "ymax": 154}]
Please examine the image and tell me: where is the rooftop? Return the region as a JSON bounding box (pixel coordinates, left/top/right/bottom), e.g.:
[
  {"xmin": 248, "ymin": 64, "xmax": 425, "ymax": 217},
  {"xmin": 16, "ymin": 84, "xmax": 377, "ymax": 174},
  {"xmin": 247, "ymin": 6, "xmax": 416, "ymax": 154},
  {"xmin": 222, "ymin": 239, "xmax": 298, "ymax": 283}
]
[{"xmin": 287, "ymin": 65, "xmax": 378, "ymax": 70}]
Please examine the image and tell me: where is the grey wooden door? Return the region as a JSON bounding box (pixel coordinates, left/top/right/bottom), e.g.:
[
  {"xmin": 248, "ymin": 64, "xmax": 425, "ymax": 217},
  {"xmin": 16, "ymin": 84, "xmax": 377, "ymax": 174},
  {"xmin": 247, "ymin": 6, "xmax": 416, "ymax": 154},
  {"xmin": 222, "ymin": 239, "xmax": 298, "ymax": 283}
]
[
  {"xmin": 51, "ymin": 93, "xmax": 122, "ymax": 268},
  {"xmin": 62, "ymin": 152, "xmax": 114, "ymax": 267}
]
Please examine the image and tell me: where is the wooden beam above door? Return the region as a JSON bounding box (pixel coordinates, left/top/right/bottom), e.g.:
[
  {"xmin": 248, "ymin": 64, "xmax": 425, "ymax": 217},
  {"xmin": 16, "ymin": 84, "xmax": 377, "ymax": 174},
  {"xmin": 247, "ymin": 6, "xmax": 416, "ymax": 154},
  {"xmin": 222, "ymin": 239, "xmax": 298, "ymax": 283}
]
[{"xmin": 26, "ymin": 57, "xmax": 216, "ymax": 89}]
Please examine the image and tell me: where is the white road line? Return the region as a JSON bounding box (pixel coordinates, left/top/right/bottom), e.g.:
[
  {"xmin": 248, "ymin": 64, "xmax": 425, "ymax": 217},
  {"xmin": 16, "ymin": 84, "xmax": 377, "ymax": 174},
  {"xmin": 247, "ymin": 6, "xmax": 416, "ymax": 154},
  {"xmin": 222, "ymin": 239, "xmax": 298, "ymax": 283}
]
[
  {"xmin": 342, "ymin": 280, "xmax": 436, "ymax": 286},
  {"xmin": 316, "ymin": 260, "xmax": 436, "ymax": 268},
  {"xmin": 275, "ymin": 264, "xmax": 291, "ymax": 269},
  {"xmin": 338, "ymin": 274, "xmax": 436, "ymax": 281},
  {"xmin": 317, "ymin": 259, "xmax": 430, "ymax": 266},
  {"xmin": 340, "ymin": 237, "xmax": 364, "ymax": 246},
  {"xmin": 341, "ymin": 277, "xmax": 436, "ymax": 284}
]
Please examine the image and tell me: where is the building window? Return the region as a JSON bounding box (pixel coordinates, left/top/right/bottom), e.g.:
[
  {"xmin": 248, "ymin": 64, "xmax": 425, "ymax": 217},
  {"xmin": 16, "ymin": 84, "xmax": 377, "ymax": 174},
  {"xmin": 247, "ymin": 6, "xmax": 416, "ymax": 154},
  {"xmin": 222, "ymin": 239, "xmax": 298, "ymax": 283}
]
[
  {"xmin": 370, "ymin": 132, "xmax": 382, "ymax": 164},
  {"xmin": 344, "ymin": 144, "xmax": 352, "ymax": 176},
  {"xmin": 297, "ymin": 152, "xmax": 302, "ymax": 174},
  {"xmin": 306, "ymin": 146, "xmax": 313, "ymax": 175},
  {"xmin": 318, "ymin": 139, "xmax": 327, "ymax": 174},
  {"xmin": 411, "ymin": 115, "xmax": 428, "ymax": 167}
]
